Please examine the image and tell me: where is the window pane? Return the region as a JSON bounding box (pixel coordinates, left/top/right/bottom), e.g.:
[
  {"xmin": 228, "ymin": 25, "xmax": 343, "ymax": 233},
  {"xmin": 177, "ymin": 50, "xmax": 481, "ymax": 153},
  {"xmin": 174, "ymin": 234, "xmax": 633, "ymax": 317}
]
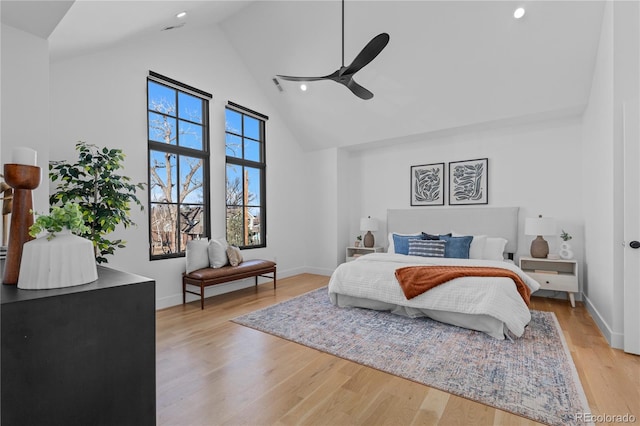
[
  {"xmin": 247, "ymin": 207, "xmax": 261, "ymax": 246},
  {"xmin": 225, "ymin": 134, "xmax": 242, "ymax": 158},
  {"xmin": 226, "ymin": 164, "xmax": 242, "ymax": 206},
  {"xmin": 178, "ymin": 92, "xmax": 202, "ymax": 124},
  {"xmin": 180, "ymin": 205, "xmax": 205, "ymax": 252},
  {"xmin": 148, "ymin": 112, "xmax": 177, "ymax": 144},
  {"xmin": 150, "ymin": 150, "xmax": 177, "ymax": 202},
  {"xmin": 224, "ymin": 104, "xmax": 266, "ymax": 249},
  {"xmin": 178, "ymin": 120, "xmax": 203, "ymax": 150},
  {"xmin": 148, "ymin": 82, "xmax": 176, "ymax": 116},
  {"xmin": 226, "ymin": 206, "xmax": 243, "ymax": 246},
  {"xmin": 243, "ymin": 115, "xmax": 260, "ymax": 140},
  {"xmin": 246, "ymin": 167, "xmax": 261, "ymax": 205},
  {"xmin": 150, "ymin": 203, "xmax": 178, "ymax": 255},
  {"xmin": 244, "ymin": 138, "xmax": 260, "ymax": 162},
  {"xmin": 148, "ymin": 75, "xmax": 210, "ymax": 260},
  {"xmin": 179, "ymin": 156, "xmax": 204, "ymax": 203},
  {"xmin": 225, "ymin": 109, "xmax": 242, "ymax": 134}
]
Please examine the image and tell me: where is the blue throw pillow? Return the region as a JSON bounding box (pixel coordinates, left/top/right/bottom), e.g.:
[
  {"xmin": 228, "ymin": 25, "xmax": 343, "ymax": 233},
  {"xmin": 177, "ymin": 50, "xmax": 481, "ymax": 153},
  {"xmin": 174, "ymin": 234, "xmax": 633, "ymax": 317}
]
[
  {"xmin": 392, "ymin": 234, "xmax": 423, "ymax": 255},
  {"xmin": 408, "ymin": 239, "xmax": 446, "ymax": 257},
  {"xmin": 439, "ymin": 235, "xmax": 473, "ymax": 259}
]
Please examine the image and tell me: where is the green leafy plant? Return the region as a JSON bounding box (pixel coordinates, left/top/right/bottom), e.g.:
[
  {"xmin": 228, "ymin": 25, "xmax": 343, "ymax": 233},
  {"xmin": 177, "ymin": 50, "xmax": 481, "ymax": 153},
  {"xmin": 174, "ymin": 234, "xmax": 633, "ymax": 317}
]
[
  {"xmin": 29, "ymin": 202, "xmax": 90, "ymax": 240},
  {"xmin": 560, "ymin": 229, "xmax": 573, "ymax": 242},
  {"xmin": 356, "ymin": 235, "xmax": 362, "ymax": 241},
  {"xmin": 49, "ymin": 142, "xmax": 145, "ymax": 263}
]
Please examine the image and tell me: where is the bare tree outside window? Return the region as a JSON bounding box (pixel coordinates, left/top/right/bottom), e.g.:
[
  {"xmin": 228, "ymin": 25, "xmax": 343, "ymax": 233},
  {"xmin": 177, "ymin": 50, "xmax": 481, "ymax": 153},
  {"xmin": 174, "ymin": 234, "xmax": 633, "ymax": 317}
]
[
  {"xmin": 147, "ymin": 75, "xmax": 210, "ymax": 259},
  {"xmin": 225, "ymin": 104, "xmax": 267, "ymax": 248}
]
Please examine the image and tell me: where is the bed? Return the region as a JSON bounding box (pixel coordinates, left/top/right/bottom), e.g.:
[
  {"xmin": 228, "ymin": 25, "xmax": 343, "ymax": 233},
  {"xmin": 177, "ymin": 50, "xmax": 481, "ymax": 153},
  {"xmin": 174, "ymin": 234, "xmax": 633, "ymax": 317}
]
[{"xmin": 328, "ymin": 207, "xmax": 541, "ymax": 339}]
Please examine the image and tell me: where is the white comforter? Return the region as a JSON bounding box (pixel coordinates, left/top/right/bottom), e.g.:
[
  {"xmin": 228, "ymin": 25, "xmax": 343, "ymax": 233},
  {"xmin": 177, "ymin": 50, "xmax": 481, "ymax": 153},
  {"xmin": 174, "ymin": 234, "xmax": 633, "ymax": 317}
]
[{"xmin": 328, "ymin": 253, "xmax": 540, "ymax": 338}]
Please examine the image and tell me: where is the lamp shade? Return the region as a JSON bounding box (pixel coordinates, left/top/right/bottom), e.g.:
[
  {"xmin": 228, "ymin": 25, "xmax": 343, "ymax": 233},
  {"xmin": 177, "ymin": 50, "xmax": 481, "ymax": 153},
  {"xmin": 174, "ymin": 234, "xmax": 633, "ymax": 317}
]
[
  {"xmin": 360, "ymin": 217, "xmax": 378, "ymax": 232},
  {"xmin": 524, "ymin": 216, "xmax": 556, "ymax": 236}
]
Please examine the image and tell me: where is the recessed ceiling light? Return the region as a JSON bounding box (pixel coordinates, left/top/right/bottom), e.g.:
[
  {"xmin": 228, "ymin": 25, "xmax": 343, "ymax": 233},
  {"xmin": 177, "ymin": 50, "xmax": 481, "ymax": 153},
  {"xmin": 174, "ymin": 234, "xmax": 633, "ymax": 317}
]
[
  {"xmin": 300, "ymin": 84, "xmax": 308, "ymax": 92},
  {"xmin": 513, "ymin": 7, "xmax": 525, "ymax": 19},
  {"xmin": 176, "ymin": 11, "xmax": 187, "ymax": 19}
]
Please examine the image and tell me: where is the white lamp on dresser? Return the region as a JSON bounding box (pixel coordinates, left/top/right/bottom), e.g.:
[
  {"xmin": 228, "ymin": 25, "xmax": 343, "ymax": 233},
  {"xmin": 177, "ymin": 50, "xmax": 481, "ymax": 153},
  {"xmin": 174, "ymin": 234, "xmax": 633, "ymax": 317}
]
[{"xmin": 524, "ymin": 214, "xmax": 556, "ymax": 258}]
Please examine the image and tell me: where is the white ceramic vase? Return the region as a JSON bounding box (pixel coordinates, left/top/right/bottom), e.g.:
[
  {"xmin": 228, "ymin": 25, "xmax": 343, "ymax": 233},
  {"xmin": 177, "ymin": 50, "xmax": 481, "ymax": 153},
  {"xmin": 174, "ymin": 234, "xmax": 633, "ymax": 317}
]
[
  {"xmin": 559, "ymin": 241, "xmax": 574, "ymax": 260},
  {"xmin": 17, "ymin": 229, "xmax": 98, "ymax": 290}
]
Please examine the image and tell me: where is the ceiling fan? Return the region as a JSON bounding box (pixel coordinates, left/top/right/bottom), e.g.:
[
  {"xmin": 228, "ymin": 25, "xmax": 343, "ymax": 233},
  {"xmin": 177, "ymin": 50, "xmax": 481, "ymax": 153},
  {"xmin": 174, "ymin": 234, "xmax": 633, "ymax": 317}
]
[{"xmin": 276, "ymin": 0, "xmax": 390, "ymax": 100}]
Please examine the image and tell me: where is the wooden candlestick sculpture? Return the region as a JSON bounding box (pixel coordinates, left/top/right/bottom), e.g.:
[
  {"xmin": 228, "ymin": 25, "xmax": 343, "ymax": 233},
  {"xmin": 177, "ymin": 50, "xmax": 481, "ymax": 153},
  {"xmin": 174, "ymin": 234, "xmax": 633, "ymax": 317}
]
[
  {"xmin": 1, "ymin": 181, "xmax": 12, "ymax": 246},
  {"xmin": 2, "ymin": 163, "xmax": 41, "ymax": 285}
]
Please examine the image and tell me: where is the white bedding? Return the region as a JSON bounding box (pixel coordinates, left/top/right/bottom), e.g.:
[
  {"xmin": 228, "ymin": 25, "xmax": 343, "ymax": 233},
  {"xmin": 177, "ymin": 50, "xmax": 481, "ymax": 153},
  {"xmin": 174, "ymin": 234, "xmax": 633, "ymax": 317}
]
[{"xmin": 328, "ymin": 253, "xmax": 541, "ymax": 339}]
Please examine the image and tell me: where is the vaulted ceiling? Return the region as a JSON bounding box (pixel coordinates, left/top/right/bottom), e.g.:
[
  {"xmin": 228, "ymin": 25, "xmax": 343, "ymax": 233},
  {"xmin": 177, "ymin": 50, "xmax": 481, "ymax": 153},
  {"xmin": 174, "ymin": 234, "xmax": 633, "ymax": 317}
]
[{"xmin": 2, "ymin": 1, "xmax": 605, "ymax": 151}]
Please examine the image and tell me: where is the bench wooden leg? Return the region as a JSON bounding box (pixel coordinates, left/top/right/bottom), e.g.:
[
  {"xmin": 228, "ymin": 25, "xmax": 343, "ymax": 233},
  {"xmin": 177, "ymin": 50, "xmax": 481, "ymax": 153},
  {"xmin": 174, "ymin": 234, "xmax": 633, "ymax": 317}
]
[
  {"xmin": 200, "ymin": 284, "xmax": 205, "ymax": 310},
  {"xmin": 182, "ymin": 280, "xmax": 186, "ymax": 305}
]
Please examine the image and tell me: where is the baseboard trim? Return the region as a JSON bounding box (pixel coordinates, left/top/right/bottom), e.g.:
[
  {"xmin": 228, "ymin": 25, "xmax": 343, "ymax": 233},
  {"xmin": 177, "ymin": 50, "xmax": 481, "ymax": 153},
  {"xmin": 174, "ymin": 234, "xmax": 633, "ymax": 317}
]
[
  {"xmin": 583, "ymin": 293, "xmax": 624, "ymax": 349},
  {"xmin": 304, "ymin": 266, "xmax": 334, "ymax": 276}
]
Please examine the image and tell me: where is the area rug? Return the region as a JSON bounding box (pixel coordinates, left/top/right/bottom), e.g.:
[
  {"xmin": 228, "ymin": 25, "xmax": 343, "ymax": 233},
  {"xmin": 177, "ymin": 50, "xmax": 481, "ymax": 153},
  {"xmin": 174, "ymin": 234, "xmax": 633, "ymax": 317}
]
[{"xmin": 232, "ymin": 287, "xmax": 592, "ymax": 426}]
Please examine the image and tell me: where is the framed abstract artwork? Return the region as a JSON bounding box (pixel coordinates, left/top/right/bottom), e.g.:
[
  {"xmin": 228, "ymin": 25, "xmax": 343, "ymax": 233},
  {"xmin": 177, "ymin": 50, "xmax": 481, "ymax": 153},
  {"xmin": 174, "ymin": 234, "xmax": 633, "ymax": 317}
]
[
  {"xmin": 411, "ymin": 163, "xmax": 445, "ymax": 206},
  {"xmin": 448, "ymin": 158, "xmax": 488, "ymax": 205}
]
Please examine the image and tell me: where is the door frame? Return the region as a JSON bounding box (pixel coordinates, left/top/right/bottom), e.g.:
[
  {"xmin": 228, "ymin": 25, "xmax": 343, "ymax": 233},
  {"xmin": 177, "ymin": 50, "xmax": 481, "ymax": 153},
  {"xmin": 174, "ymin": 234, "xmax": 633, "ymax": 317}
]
[{"xmin": 623, "ymin": 99, "xmax": 640, "ymax": 355}]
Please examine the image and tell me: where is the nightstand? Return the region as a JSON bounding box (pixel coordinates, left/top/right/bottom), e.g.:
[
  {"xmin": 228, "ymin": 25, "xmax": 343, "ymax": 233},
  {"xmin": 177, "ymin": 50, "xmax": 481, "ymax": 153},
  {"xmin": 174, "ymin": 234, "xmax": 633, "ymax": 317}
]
[
  {"xmin": 519, "ymin": 256, "xmax": 578, "ymax": 307},
  {"xmin": 346, "ymin": 246, "xmax": 384, "ymax": 262}
]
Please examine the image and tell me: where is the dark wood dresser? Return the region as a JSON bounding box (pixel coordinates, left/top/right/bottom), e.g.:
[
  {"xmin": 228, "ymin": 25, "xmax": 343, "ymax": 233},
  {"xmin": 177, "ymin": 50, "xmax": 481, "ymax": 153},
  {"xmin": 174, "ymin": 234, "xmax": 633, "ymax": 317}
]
[{"xmin": 1, "ymin": 265, "xmax": 156, "ymax": 426}]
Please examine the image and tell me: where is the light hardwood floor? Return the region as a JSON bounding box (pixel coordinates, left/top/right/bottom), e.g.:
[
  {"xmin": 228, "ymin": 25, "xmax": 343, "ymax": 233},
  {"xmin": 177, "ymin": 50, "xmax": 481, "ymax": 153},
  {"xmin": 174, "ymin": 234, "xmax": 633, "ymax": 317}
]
[{"xmin": 157, "ymin": 274, "xmax": 639, "ymax": 426}]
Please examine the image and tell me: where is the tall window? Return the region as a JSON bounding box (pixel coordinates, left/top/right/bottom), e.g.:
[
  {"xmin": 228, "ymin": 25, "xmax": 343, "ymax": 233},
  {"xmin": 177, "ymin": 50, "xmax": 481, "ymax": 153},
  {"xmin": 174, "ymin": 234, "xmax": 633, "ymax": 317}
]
[
  {"xmin": 225, "ymin": 102, "xmax": 268, "ymax": 248},
  {"xmin": 147, "ymin": 71, "xmax": 211, "ymax": 259}
]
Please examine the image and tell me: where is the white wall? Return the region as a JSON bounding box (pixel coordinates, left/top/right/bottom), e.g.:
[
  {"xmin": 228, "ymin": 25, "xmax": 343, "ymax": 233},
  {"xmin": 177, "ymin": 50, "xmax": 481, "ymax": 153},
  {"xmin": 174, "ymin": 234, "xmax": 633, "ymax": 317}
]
[
  {"xmin": 49, "ymin": 24, "xmax": 307, "ymax": 308},
  {"xmin": 1, "ymin": 24, "xmax": 50, "ymax": 217},
  {"xmin": 581, "ymin": 2, "xmax": 616, "ymax": 345},
  {"xmin": 581, "ymin": 1, "xmax": 638, "ymax": 348},
  {"xmin": 340, "ymin": 118, "xmax": 585, "ymax": 298},
  {"xmin": 303, "ymin": 147, "xmax": 341, "ymax": 275}
]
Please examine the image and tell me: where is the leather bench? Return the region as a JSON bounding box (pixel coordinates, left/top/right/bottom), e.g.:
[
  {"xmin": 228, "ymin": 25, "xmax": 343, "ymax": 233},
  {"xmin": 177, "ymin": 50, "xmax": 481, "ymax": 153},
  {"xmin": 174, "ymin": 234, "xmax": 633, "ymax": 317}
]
[{"xmin": 183, "ymin": 259, "xmax": 277, "ymax": 309}]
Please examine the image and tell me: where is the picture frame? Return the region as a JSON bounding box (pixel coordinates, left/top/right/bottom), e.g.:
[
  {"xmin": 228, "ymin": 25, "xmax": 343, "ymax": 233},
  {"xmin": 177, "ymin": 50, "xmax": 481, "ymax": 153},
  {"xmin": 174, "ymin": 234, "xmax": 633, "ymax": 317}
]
[
  {"xmin": 410, "ymin": 163, "xmax": 445, "ymax": 206},
  {"xmin": 448, "ymin": 158, "xmax": 488, "ymax": 205}
]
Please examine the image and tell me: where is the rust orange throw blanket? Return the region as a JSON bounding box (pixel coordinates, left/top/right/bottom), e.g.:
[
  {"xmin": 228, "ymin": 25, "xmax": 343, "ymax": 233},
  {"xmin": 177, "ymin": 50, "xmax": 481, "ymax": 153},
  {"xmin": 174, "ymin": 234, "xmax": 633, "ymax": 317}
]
[{"xmin": 394, "ymin": 266, "xmax": 531, "ymax": 306}]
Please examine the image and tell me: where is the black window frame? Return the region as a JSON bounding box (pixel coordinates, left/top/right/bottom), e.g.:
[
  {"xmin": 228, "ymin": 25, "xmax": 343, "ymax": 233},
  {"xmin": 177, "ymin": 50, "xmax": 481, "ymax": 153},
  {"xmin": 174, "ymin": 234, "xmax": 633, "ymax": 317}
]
[
  {"xmin": 225, "ymin": 101, "xmax": 268, "ymax": 250},
  {"xmin": 147, "ymin": 71, "xmax": 212, "ymax": 260}
]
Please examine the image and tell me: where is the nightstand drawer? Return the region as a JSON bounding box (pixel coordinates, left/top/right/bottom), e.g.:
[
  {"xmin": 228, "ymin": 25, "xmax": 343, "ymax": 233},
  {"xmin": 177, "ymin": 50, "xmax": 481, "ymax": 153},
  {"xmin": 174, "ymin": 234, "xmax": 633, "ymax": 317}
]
[{"xmin": 528, "ymin": 272, "xmax": 578, "ymax": 292}]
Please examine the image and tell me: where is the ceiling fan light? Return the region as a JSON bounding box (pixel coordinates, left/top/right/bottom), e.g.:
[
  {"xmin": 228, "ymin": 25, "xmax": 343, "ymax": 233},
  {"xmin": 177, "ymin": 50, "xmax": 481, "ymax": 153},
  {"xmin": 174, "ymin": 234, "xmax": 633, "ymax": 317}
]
[
  {"xmin": 176, "ymin": 11, "xmax": 187, "ymax": 19},
  {"xmin": 300, "ymin": 84, "xmax": 308, "ymax": 91},
  {"xmin": 513, "ymin": 7, "xmax": 525, "ymax": 19}
]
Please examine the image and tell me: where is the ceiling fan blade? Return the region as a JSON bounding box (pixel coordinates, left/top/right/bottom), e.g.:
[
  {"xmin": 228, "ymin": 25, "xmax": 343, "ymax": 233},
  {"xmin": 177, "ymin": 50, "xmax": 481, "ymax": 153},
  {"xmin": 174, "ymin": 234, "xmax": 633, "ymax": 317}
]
[
  {"xmin": 342, "ymin": 33, "xmax": 390, "ymax": 76},
  {"xmin": 276, "ymin": 75, "xmax": 326, "ymax": 82},
  {"xmin": 276, "ymin": 70, "xmax": 339, "ymax": 82},
  {"xmin": 342, "ymin": 78, "xmax": 374, "ymax": 100}
]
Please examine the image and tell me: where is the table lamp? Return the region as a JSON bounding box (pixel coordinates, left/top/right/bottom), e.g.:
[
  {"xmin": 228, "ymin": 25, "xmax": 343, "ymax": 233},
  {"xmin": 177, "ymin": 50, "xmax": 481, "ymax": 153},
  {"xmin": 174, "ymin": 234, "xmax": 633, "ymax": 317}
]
[
  {"xmin": 360, "ymin": 216, "xmax": 378, "ymax": 248},
  {"xmin": 524, "ymin": 214, "xmax": 556, "ymax": 258}
]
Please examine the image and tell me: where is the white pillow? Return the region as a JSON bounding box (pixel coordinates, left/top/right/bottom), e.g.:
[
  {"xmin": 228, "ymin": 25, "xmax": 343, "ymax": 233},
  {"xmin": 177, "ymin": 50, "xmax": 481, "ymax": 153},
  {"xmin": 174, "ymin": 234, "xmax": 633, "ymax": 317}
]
[
  {"xmin": 208, "ymin": 238, "xmax": 229, "ymax": 268},
  {"xmin": 387, "ymin": 232, "xmax": 422, "ymax": 254},
  {"xmin": 452, "ymin": 232, "xmax": 487, "ymax": 260},
  {"xmin": 483, "ymin": 237, "xmax": 508, "ymax": 261},
  {"xmin": 185, "ymin": 239, "xmax": 210, "ymax": 273}
]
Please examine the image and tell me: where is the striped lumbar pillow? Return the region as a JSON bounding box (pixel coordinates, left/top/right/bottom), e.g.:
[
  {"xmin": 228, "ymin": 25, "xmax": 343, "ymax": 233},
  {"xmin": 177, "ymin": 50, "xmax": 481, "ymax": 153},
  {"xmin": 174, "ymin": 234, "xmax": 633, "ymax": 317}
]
[{"xmin": 407, "ymin": 239, "xmax": 446, "ymax": 257}]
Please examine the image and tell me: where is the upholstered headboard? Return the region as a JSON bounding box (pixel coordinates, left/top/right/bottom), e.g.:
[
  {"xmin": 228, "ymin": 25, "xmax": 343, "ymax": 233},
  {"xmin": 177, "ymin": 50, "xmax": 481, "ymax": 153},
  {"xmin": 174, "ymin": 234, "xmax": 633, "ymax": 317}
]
[{"xmin": 387, "ymin": 207, "xmax": 519, "ymax": 256}]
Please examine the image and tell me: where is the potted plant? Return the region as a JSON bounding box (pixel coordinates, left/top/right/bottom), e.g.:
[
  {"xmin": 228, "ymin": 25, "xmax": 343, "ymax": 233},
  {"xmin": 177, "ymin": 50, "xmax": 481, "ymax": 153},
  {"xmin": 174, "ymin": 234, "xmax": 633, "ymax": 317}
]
[
  {"xmin": 29, "ymin": 202, "xmax": 89, "ymax": 240},
  {"xmin": 19, "ymin": 202, "xmax": 98, "ymax": 290},
  {"xmin": 355, "ymin": 235, "xmax": 362, "ymax": 247},
  {"xmin": 560, "ymin": 230, "xmax": 572, "ymax": 241},
  {"xmin": 49, "ymin": 142, "xmax": 145, "ymax": 263},
  {"xmin": 559, "ymin": 229, "xmax": 574, "ymax": 260}
]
